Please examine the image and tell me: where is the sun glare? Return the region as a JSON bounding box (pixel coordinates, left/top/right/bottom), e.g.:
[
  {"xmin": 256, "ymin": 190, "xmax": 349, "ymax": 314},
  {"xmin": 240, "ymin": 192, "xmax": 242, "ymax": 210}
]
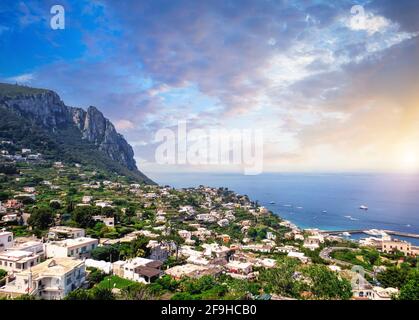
[{"xmin": 399, "ymin": 149, "xmax": 419, "ymax": 172}]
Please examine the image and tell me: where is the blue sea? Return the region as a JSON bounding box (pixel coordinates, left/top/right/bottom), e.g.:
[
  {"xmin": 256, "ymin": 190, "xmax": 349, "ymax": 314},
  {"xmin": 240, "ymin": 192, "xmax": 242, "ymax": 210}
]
[{"xmin": 148, "ymin": 172, "xmax": 419, "ymax": 245}]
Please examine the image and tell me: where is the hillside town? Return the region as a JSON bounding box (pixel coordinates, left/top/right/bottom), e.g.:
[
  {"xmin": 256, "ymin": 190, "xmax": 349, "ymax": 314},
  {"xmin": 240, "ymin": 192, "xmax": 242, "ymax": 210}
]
[{"xmin": 0, "ymin": 144, "xmax": 418, "ymax": 300}]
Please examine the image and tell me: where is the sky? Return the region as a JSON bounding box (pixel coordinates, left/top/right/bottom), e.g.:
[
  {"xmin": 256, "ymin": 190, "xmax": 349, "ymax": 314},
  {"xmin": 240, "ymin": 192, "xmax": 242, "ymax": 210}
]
[{"xmin": 0, "ymin": 0, "xmax": 419, "ymax": 174}]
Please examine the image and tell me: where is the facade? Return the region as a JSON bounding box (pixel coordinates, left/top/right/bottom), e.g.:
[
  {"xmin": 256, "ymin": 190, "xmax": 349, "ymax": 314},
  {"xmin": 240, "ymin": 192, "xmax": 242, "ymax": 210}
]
[
  {"xmin": 1, "ymin": 214, "xmax": 17, "ymax": 222},
  {"xmin": 382, "ymin": 239, "xmax": 415, "ymax": 256},
  {"xmin": 0, "ymin": 231, "xmax": 14, "ymax": 252},
  {"xmin": 112, "ymin": 257, "xmax": 163, "ymax": 284},
  {"xmin": 48, "ymin": 226, "xmax": 85, "ymax": 240},
  {"xmin": 0, "ymin": 250, "xmax": 41, "ymax": 273},
  {"xmin": 225, "ymin": 261, "xmax": 256, "ymax": 279},
  {"xmin": 0, "ymin": 257, "xmax": 86, "ymax": 300},
  {"xmin": 9, "ymin": 240, "xmax": 44, "ymax": 256},
  {"xmin": 93, "ymin": 215, "xmax": 115, "ymax": 227},
  {"xmin": 303, "ymin": 236, "xmax": 322, "ymax": 251},
  {"xmin": 147, "ymin": 240, "xmax": 171, "ymax": 261},
  {"xmin": 45, "ymin": 237, "xmax": 98, "ymax": 259}
]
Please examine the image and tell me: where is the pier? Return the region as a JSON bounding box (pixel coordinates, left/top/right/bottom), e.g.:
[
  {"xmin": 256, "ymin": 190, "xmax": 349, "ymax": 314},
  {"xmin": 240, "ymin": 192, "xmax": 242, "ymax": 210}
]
[{"xmin": 320, "ymin": 229, "xmax": 419, "ymax": 239}]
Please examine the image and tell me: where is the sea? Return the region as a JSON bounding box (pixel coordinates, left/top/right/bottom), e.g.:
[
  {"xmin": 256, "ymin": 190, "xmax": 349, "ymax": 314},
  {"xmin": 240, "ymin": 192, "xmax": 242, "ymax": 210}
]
[{"xmin": 148, "ymin": 172, "xmax": 419, "ymax": 245}]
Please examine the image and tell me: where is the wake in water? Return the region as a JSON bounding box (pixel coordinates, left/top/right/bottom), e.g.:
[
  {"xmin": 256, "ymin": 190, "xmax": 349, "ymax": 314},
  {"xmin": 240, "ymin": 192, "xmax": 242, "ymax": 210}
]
[{"xmin": 344, "ymin": 215, "xmax": 359, "ymax": 221}]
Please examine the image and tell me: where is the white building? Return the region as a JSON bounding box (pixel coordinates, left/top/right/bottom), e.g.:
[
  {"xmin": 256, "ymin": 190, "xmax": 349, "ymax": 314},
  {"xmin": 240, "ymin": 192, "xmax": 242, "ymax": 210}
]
[
  {"xmin": 85, "ymin": 259, "xmax": 112, "ymax": 274},
  {"xmin": 45, "ymin": 237, "xmax": 98, "ymax": 259},
  {"xmin": 9, "ymin": 240, "xmax": 44, "ymax": 256},
  {"xmin": 48, "ymin": 226, "xmax": 85, "ymax": 240},
  {"xmin": 93, "ymin": 215, "xmax": 115, "ymax": 227},
  {"xmin": 1, "ymin": 214, "xmax": 17, "ymax": 222},
  {"xmin": 178, "ymin": 230, "xmax": 192, "ymax": 240},
  {"xmin": 0, "ymin": 250, "xmax": 41, "ymax": 273},
  {"xmin": 112, "ymin": 257, "xmax": 163, "ymax": 284},
  {"xmin": 82, "ymin": 196, "xmax": 93, "ymax": 204},
  {"xmin": 95, "ymin": 200, "xmax": 113, "ymax": 208},
  {"xmin": 287, "ymin": 251, "xmax": 309, "ymax": 263},
  {"xmin": 266, "ymin": 231, "xmax": 277, "ymax": 241},
  {"xmin": 217, "ymin": 219, "xmax": 230, "ymax": 227},
  {"xmin": 0, "ymin": 230, "xmax": 14, "ymax": 252},
  {"xmin": 225, "ymin": 261, "xmax": 254, "ymax": 279},
  {"xmin": 303, "ymin": 235, "xmax": 323, "ymax": 251},
  {"xmin": 0, "ymin": 257, "xmax": 86, "ymax": 300}
]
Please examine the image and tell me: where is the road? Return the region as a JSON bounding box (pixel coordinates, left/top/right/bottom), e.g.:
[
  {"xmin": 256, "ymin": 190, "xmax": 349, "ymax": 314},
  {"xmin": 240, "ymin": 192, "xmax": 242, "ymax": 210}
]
[{"xmin": 320, "ymin": 247, "xmax": 374, "ymax": 277}]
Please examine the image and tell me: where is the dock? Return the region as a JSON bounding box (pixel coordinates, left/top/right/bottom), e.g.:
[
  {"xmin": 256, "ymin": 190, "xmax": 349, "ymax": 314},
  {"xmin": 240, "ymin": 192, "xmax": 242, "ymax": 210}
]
[{"xmin": 320, "ymin": 229, "xmax": 419, "ymax": 239}]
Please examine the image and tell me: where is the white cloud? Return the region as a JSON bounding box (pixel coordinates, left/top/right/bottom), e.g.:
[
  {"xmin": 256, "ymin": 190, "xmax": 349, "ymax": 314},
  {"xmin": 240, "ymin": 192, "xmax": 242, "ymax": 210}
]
[{"xmin": 6, "ymin": 73, "xmax": 35, "ymax": 84}]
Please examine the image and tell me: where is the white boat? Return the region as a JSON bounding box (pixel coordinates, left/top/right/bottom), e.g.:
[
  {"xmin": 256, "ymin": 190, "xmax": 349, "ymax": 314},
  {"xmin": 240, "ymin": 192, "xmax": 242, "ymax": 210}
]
[
  {"xmin": 341, "ymin": 232, "xmax": 351, "ymax": 237},
  {"xmin": 359, "ymin": 205, "xmax": 368, "ymax": 210},
  {"xmin": 269, "ymin": 201, "xmax": 275, "ymax": 204}
]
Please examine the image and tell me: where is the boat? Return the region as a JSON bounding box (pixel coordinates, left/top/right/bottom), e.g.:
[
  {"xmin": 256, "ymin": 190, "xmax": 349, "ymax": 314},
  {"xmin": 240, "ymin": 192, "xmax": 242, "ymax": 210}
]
[
  {"xmin": 359, "ymin": 205, "xmax": 368, "ymax": 210},
  {"xmin": 341, "ymin": 232, "xmax": 351, "ymax": 237},
  {"xmin": 269, "ymin": 201, "xmax": 275, "ymax": 204},
  {"xmin": 322, "ymin": 210, "xmax": 327, "ymax": 213}
]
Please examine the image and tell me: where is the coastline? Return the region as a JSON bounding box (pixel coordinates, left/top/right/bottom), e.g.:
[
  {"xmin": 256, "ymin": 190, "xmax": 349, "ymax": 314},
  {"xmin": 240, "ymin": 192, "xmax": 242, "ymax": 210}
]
[{"xmin": 148, "ymin": 171, "xmax": 419, "ymax": 246}]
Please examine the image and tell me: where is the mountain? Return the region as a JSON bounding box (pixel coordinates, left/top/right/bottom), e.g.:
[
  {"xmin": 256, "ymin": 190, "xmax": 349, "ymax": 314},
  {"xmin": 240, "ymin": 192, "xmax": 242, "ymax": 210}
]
[{"xmin": 0, "ymin": 83, "xmax": 154, "ymax": 184}]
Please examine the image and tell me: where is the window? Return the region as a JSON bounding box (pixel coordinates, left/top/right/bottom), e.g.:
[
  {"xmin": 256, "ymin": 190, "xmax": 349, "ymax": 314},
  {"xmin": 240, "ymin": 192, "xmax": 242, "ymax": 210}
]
[{"xmin": 8, "ymin": 236, "xmax": 12, "ymax": 242}]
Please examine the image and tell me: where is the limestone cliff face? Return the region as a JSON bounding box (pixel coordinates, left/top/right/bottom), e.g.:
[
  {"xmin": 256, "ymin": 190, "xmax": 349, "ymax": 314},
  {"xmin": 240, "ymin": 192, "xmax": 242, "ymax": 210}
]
[
  {"xmin": 70, "ymin": 106, "xmax": 138, "ymax": 170},
  {"xmin": 1, "ymin": 90, "xmax": 69, "ymax": 130},
  {"xmin": 0, "ymin": 83, "xmax": 146, "ymax": 177}
]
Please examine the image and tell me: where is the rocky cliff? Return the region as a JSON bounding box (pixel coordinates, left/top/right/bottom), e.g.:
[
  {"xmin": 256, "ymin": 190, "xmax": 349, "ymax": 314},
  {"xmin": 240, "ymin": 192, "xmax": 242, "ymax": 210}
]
[{"xmin": 0, "ymin": 82, "xmax": 153, "ymax": 183}]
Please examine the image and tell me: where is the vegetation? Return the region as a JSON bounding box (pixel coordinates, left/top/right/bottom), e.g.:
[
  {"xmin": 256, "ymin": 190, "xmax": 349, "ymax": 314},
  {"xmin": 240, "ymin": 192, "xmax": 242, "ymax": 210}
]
[{"xmin": 28, "ymin": 206, "xmax": 54, "ymax": 230}]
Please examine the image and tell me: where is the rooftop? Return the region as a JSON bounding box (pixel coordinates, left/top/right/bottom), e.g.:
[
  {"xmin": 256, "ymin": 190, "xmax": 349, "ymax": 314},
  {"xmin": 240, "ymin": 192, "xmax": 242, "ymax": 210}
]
[
  {"xmin": 48, "ymin": 237, "xmax": 97, "ymax": 248},
  {"xmin": 49, "ymin": 226, "xmax": 84, "ymax": 233},
  {"xmin": 19, "ymin": 257, "xmax": 84, "ymax": 277}
]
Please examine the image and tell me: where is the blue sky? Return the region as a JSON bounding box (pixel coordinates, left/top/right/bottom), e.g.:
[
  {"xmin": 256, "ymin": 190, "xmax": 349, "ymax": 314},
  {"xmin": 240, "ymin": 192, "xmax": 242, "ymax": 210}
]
[{"xmin": 1, "ymin": 0, "xmax": 419, "ymax": 174}]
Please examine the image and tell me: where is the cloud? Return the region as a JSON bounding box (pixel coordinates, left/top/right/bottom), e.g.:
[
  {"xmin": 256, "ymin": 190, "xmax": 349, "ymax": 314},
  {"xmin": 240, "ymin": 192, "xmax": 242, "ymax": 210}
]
[
  {"xmin": 3, "ymin": 0, "xmax": 418, "ymax": 172},
  {"xmin": 6, "ymin": 73, "xmax": 35, "ymax": 84}
]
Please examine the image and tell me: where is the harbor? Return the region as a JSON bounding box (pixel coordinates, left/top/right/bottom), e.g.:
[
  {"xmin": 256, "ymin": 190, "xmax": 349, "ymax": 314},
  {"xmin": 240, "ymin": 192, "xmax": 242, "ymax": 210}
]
[{"xmin": 321, "ymin": 229, "xmax": 419, "ymax": 239}]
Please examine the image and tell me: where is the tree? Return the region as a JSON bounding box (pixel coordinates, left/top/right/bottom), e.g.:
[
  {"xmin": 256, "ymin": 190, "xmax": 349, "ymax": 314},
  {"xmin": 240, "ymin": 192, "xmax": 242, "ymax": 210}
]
[
  {"xmin": 121, "ymin": 283, "xmax": 156, "ymax": 300},
  {"xmin": 302, "ymin": 265, "xmax": 352, "ymax": 300},
  {"xmin": 87, "ymin": 268, "xmax": 106, "ymax": 287},
  {"xmin": 49, "ymin": 200, "xmax": 61, "ymax": 210},
  {"xmin": 91, "ymin": 287, "xmax": 115, "ymax": 300},
  {"xmin": 0, "ymin": 191, "xmax": 11, "ymax": 201},
  {"xmin": 377, "ymin": 266, "xmax": 409, "ymax": 289},
  {"xmin": 161, "ymin": 230, "xmax": 183, "ymax": 261},
  {"xmin": 398, "ymin": 270, "xmax": 419, "ymax": 300},
  {"xmin": 28, "ymin": 207, "xmax": 54, "ymax": 230},
  {"xmin": 260, "ymin": 257, "xmax": 300, "ymax": 298},
  {"xmin": 66, "ymin": 287, "xmax": 115, "ymax": 300},
  {"xmin": 0, "ymin": 269, "xmax": 7, "ymax": 279},
  {"xmin": 71, "ymin": 206, "xmax": 98, "ymax": 228},
  {"xmin": 91, "ymin": 245, "xmax": 120, "ymax": 262},
  {"xmin": 65, "ymin": 288, "xmax": 92, "ymax": 300}
]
